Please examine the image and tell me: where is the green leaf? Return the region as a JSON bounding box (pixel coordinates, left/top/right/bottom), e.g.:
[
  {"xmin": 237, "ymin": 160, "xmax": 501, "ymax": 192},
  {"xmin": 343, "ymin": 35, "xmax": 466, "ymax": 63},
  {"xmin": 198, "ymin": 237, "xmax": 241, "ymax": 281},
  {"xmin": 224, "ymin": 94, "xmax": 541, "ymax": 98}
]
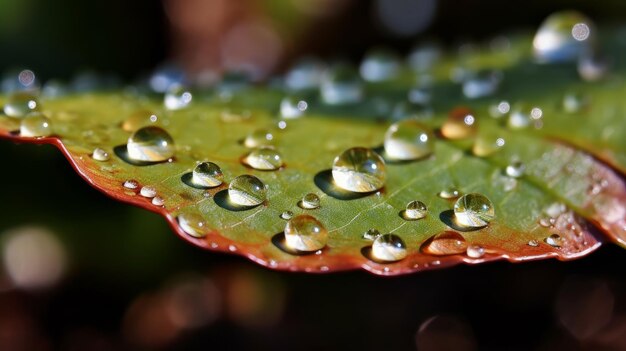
[{"xmin": 0, "ymin": 31, "xmax": 624, "ymax": 275}]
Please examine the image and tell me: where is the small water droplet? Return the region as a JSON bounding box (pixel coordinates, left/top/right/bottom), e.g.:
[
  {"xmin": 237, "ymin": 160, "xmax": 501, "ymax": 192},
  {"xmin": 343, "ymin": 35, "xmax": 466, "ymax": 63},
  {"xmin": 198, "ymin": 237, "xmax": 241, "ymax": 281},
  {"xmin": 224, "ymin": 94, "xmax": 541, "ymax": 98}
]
[
  {"xmin": 178, "ymin": 213, "xmax": 207, "ymax": 238},
  {"xmin": 152, "ymin": 196, "xmax": 165, "ymax": 206},
  {"xmin": 3, "ymin": 91, "xmax": 39, "ymax": 117},
  {"xmin": 403, "ymin": 200, "xmax": 428, "ymax": 220},
  {"xmin": 438, "ymin": 187, "xmax": 460, "ymax": 199},
  {"xmin": 228, "ymin": 175, "xmax": 267, "ymax": 207},
  {"xmin": 140, "ymin": 186, "xmax": 157, "ymax": 198},
  {"xmin": 123, "ymin": 179, "xmax": 139, "ymax": 189},
  {"xmin": 545, "ymin": 234, "xmax": 563, "ymax": 247},
  {"xmin": 332, "ymin": 147, "xmax": 386, "ymax": 193},
  {"xmin": 472, "ymin": 133, "xmax": 505, "ymax": 157},
  {"xmin": 528, "ymin": 239, "xmax": 540, "ymax": 247},
  {"xmin": 441, "ymin": 107, "xmax": 477, "ymax": 139},
  {"xmin": 20, "ymin": 112, "xmax": 52, "ymax": 137},
  {"xmin": 242, "ymin": 148, "xmax": 283, "ymax": 171},
  {"xmin": 505, "ymin": 161, "xmax": 525, "ymax": 178},
  {"xmin": 371, "ymin": 234, "xmax": 407, "ymax": 262},
  {"xmin": 533, "ymin": 11, "xmax": 595, "ymax": 63},
  {"xmin": 299, "ymin": 193, "xmax": 320, "ymax": 209},
  {"xmin": 454, "ymin": 193, "xmax": 495, "ymax": 228},
  {"xmin": 363, "ymin": 228, "xmax": 381, "ymax": 241},
  {"xmin": 359, "ymin": 49, "xmax": 400, "ymax": 82},
  {"xmin": 421, "ymin": 231, "xmax": 468, "ymax": 256},
  {"xmin": 284, "ymin": 214, "xmax": 328, "ymax": 252},
  {"xmin": 320, "ymin": 64, "xmax": 363, "ymax": 105},
  {"xmin": 127, "ymin": 126, "xmax": 175, "ymax": 162},
  {"xmin": 280, "ymin": 96, "xmax": 308, "ymax": 119},
  {"xmin": 91, "ymin": 148, "xmax": 110, "ymax": 161},
  {"xmin": 191, "ymin": 162, "xmax": 223, "ymax": 188},
  {"xmin": 466, "ymin": 245, "xmax": 485, "ymax": 258},
  {"xmin": 280, "ymin": 211, "xmax": 294, "ymax": 220},
  {"xmin": 243, "ymin": 129, "xmax": 274, "ymax": 148},
  {"xmin": 122, "ymin": 110, "xmax": 159, "ymax": 132},
  {"xmin": 384, "ymin": 119, "xmax": 434, "ymax": 161},
  {"xmin": 164, "ymin": 85, "xmax": 192, "ymax": 110}
]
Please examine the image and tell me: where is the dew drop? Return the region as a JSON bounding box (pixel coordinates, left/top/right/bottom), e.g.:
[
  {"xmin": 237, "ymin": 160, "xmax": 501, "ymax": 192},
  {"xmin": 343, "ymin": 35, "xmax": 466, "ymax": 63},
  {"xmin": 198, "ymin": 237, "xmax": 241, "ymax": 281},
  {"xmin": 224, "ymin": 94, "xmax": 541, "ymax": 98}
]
[
  {"xmin": 164, "ymin": 85, "xmax": 192, "ymax": 110},
  {"xmin": 139, "ymin": 186, "xmax": 157, "ymax": 198},
  {"xmin": 332, "ymin": 147, "xmax": 386, "ymax": 193},
  {"xmin": 228, "ymin": 175, "xmax": 267, "ymax": 207},
  {"xmin": 545, "ymin": 234, "xmax": 563, "ymax": 248},
  {"xmin": 123, "ymin": 180, "xmax": 139, "ymax": 189},
  {"xmin": 127, "ymin": 126, "xmax": 175, "ymax": 162},
  {"xmin": 191, "ymin": 162, "xmax": 223, "ymax": 188},
  {"xmin": 284, "ymin": 214, "xmax": 328, "ymax": 252},
  {"xmin": 384, "ymin": 119, "xmax": 434, "ymax": 161},
  {"xmin": 359, "ymin": 49, "xmax": 400, "ymax": 82},
  {"xmin": 371, "ymin": 234, "xmax": 407, "ymax": 262},
  {"xmin": 507, "ymin": 105, "xmax": 531, "ymax": 129},
  {"xmin": 243, "ymin": 129, "xmax": 274, "ymax": 148},
  {"xmin": 407, "ymin": 86, "xmax": 432, "ymax": 105},
  {"xmin": 178, "ymin": 213, "xmax": 207, "ymax": 238},
  {"xmin": 20, "ymin": 112, "xmax": 52, "ymax": 137},
  {"xmin": 152, "ymin": 196, "xmax": 165, "ymax": 206},
  {"xmin": 300, "ymin": 193, "xmax": 320, "ymax": 209},
  {"xmin": 505, "ymin": 161, "xmax": 525, "ymax": 178},
  {"xmin": 441, "ymin": 107, "xmax": 477, "ymax": 139},
  {"xmin": 454, "ymin": 193, "xmax": 495, "ymax": 228},
  {"xmin": 363, "ymin": 228, "xmax": 381, "ymax": 241},
  {"xmin": 438, "ymin": 187, "xmax": 460, "ymax": 199},
  {"xmin": 91, "ymin": 148, "xmax": 110, "ymax": 161},
  {"xmin": 421, "ymin": 231, "xmax": 468, "ymax": 256},
  {"xmin": 242, "ymin": 148, "xmax": 283, "ymax": 171},
  {"xmin": 466, "ymin": 245, "xmax": 485, "ymax": 258},
  {"xmin": 533, "ymin": 11, "xmax": 595, "ymax": 63},
  {"xmin": 472, "ymin": 132, "xmax": 505, "ymax": 157},
  {"xmin": 403, "ymin": 200, "xmax": 428, "ymax": 220},
  {"xmin": 489, "ymin": 100, "xmax": 510, "ymax": 118},
  {"xmin": 320, "ymin": 64, "xmax": 363, "ymax": 105},
  {"xmin": 528, "ymin": 239, "xmax": 540, "ymax": 247},
  {"xmin": 280, "ymin": 96, "xmax": 308, "ymax": 119},
  {"xmin": 280, "ymin": 211, "xmax": 294, "ymax": 220},
  {"xmin": 3, "ymin": 91, "xmax": 39, "ymax": 117},
  {"xmin": 122, "ymin": 110, "xmax": 159, "ymax": 132}
]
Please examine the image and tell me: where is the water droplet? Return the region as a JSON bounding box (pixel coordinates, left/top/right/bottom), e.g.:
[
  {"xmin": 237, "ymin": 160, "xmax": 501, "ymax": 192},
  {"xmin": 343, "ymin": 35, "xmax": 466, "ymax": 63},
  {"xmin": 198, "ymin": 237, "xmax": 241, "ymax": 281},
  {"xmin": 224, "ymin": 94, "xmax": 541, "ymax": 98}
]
[
  {"xmin": 284, "ymin": 214, "xmax": 328, "ymax": 252},
  {"xmin": 320, "ymin": 64, "xmax": 363, "ymax": 105},
  {"xmin": 507, "ymin": 105, "xmax": 531, "ymax": 129},
  {"xmin": 363, "ymin": 228, "xmax": 381, "ymax": 241},
  {"xmin": 528, "ymin": 239, "xmax": 540, "ymax": 247},
  {"xmin": 280, "ymin": 211, "xmax": 293, "ymax": 220},
  {"xmin": 421, "ymin": 231, "xmax": 468, "ymax": 256},
  {"xmin": 466, "ymin": 245, "xmax": 485, "ymax": 258},
  {"xmin": 472, "ymin": 133, "xmax": 505, "ymax": 157},
  {"xmin": 533, "ymin": 11, "xmax": 595, "ymax": 63},
  {"xmin": 127, "ymin": 126, "xmax": 175, "ymax": 162},
  {"xmin": 243, "ymin": 129, "xmax": 274, "ymax": 148},
  {"xmin": 332, "ymin": 147, "xmax": 386, "ymax": 193},
  {"xmin": 122, "ymin": 110, "xmax": 159, "ymax": 132},
  {"xmin": 545, "ymin": 234, "xmax": 562, "ymax": 247},
  {"xmin": 280, "ymin": 96, "xmax": 308, "ymax": 119},
  {"xmin": 489, "ymin": 100, "xmax": 511, "ymax": 118},
  {"xmin": 359, "ymin": 49, "xmax": 400, "ymax": 82},
  {"xmin": 178, "ymin": 213, "xmax": 207, "ymax": 238},
  {"xmin": 441, "ymin": 107, "xmax": 477, "ymax": 139},
  {"xmin": 438, "ymin": 187, "xmax": 460, "ymax": 199},
  {"xmin": 299, "ymin": 193, "xmax": 320, "ymax": 209},
  {"xmin": 403, "ymin": 200, "xmax": 428, "ymax": 220},
  {"xmin": 152, "ymin": 196, "xmax": 165, "ymax": 206},
  {"xmin": 140, "ymin": 186, "xmax": 157, "ymax": 198},
  {"xmin": 242, "ymin": 148, "xmax": 283, "ymax": 171},
  {"xmin": 371, "ymin": 234, "xmax": 407, "ymax": 262},
  {"xmin": 164, "ymin": 85, "xmax": 192, "ymax": 110},
  {"xmin": 92, "ymin": 148, "xmax": 110, "ymax": 161},
  {"xmin": 20, "ymin": 112, "xmax": 51, "ymax": 137},
  {"xmin": 462, "ymin": 70, "xmax": 502, "ymax": 99},
  {"xmin": 191, "ymin": 162, "xmax": 223, "ymax": 188},
  {"xmin": 384, "ymin": 119, "xmax": 434, "ymax": 161},
  {"xmin": 505, "ymin": 161, "xmax": 525, "ymax": 178},
  {"xmin": 4, "ymin": 91, "xmax": 39, "ymax": 117},
  {"xmin": 285, "ymin": 58, "xmax": 325, "ymax": 91},
  {"xmin": 228, "ymin": 175, "xmax": 267, "ymax": 207},
  {"xmin": 123, "ymin": 180, "xmax": 139, "ymax": 189},
  {"xmin": 454, "ymin": 193, "xmax": 495, "ymax": 228}
]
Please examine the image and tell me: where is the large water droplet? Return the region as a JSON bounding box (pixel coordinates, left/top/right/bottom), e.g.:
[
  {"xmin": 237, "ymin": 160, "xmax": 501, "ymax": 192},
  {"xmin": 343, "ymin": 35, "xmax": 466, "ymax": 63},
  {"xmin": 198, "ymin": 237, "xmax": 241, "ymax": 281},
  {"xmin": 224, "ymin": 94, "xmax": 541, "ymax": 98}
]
[
  {"xmin": 454, "ymin": 193, "xmax": 495, "ymax": 228},
  {"xmin": 284, "ymin": 214, "xmax": 328, "ymax": 252},
  {"xmin": 122, "ymin": 110, "xmax": 159, "ymax": 132},
  {"xmin": 403, "ymin": 200, "xmax": 428, "ymax": 220},
  {"xmin": 299, "ymin": 193, "xmax": 320, "ymax": 209},
  {"xmin": 127, "ymin": 126, "xmax": 175, "ymax": 162},
  {"xmin": 441, "ymin": 107, "xmax": 477, "ymax": 139},
  {"xmin": 242, "ymin": 148, "xmax": 283, "ymax": 171},
  {"xmin": 178, "ymin": 213, "xmax": 208, "ymax": 238},
  {"xmin": 243, "ymin": 129, "xmax": 274, "ymax": 148},
  {"xmin": 371, "ymin": 234, "xmax": 407, "ymax": 262},
  {"xmin": 384, "ymin": 119, "xmax": 434, "ymax": 161},
  {"xmin": 192, "ymin": 162, "xmax": 223, "ymax": 188},
  {"xmin": 320, "ymin": 64, "xmax": 363, "ymax": 105},
  {"xmin": 421, "ymin": 231, "xmax": 468, "ymax": 255},
  {"xmin": 228, "ymin": 175, "xmax": 267, "ymax": 207},
  {"xmin": 359, "ymin": 49, "xmax": 400, "ymax": 82},
  {"xmin": 20, "ymin": 112, "xmax": 52, "ymax": 137},
  {"xmin": 3, "ymin": 91, "xmax": 39, "ymax": 117},
  {"xmin": 280, "ymin": 96, "xmax": 308, "ymax": 119},
  {"xmin": 533, "ymin": 11, "xmax": 595, "ymax": 63},
  {"xmin": 164, "ymin": 85, "xmax": 192, "ymax": 110},
  {"xmin": 332, "ymin": 147, "xmax": 386, "ymax": 193}
]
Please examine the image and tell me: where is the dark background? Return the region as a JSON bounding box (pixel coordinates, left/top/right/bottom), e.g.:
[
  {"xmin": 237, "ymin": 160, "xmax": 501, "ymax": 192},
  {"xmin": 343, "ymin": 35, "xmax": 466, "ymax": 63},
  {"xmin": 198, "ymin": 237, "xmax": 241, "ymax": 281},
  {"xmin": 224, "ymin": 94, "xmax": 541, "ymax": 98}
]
[{"xmin": 1, "ymin": 1, "xmax": 626, "ymax": 350}]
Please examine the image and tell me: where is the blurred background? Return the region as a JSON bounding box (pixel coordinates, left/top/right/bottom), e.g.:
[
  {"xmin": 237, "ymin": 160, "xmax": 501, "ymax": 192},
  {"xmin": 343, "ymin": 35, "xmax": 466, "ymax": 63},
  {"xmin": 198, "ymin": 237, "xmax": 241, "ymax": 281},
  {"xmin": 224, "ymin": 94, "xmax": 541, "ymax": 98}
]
[{"xmin": 1, "ymin": 0, "xmax": 626, "ymax": 350}]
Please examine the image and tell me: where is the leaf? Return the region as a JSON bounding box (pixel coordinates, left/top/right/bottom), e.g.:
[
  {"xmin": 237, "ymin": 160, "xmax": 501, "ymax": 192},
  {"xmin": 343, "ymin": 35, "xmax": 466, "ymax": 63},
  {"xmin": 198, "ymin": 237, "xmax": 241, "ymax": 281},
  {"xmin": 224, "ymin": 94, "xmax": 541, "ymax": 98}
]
[{"xmin": 0, "ymin": 32, "xmax": 624, "ymax": 275}]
